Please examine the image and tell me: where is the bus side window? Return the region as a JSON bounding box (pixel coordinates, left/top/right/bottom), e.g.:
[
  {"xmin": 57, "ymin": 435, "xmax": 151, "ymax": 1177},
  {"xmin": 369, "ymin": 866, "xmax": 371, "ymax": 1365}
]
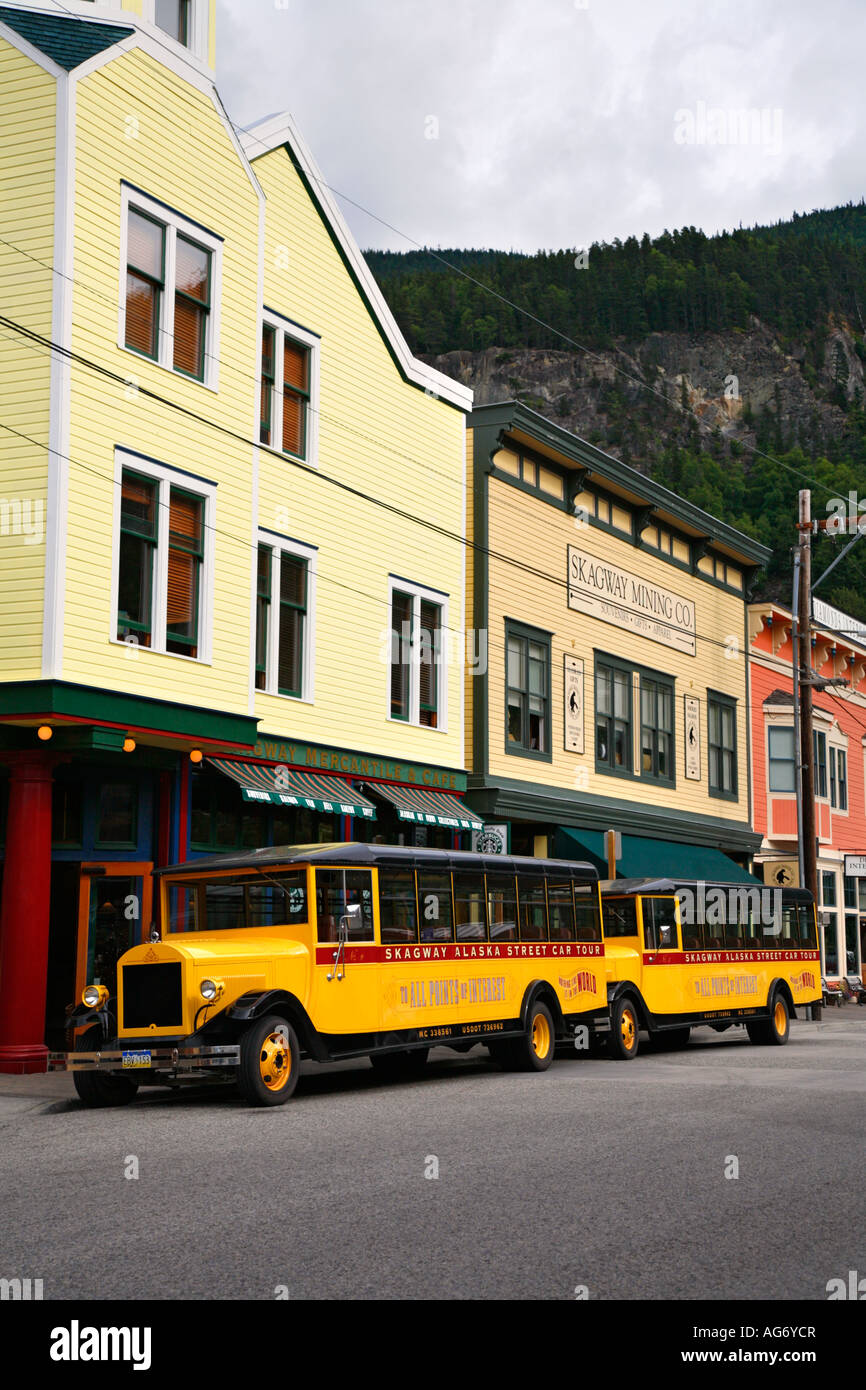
[
  {"xmin": 379, "ymin": 869, "xmax": 418, "ymax": 945},
  {"xmin": 517, "ymin": 876, "xmax": 548, "ymax": 942},
  {"xmin": 574, "ymin": 885, "xmax": 601, "ymax": 942},
  {"xmin": 346, "ymin": 871, "xmax": 374, "ymax": 941},
  {"xmin": 316, "ymin": 869, "xmax": 374, "ymax": 942},
  {"xmin": 643, "ymin": 897, "xmax": 678, "ymax": 951},
  {"xmin": 487, "ymin": 874, "xmax": 518, "ymax": 942},
  {"xmin": 548, "ymin": 884, "xmax": 575, "ymax": 942},
  {"xmin": 453, "ymin": 872, "xmax": 487, "ymax": 942},
  {"xmin": 601, "ymin": 898, "xmax": 637, "ymax": 938},
  {"xmin": 798, "ymin": 901, "xmax": 817, "ymax": 948},
  {"xmin": 418, "ymin": 872, "xmax": 454, "ymax": 943}
]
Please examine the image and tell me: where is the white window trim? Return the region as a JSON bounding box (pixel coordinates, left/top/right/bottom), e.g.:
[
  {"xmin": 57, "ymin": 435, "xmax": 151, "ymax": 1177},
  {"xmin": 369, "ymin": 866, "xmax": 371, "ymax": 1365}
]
[
  {"xmin": 110, "ymin": 449, "xmax": 216, "ymax": 664},
  {"xmin": 256, "ymin": 530, "xmax": 317, "ymax": 704},
  {"xmin": 387, "ymin": 577, "xmax": 449, "ymax": 733},
  {"xmin": 260, "ymin": 311, "xmax": 320, "ymax": 469},
  {"xmin": 140, "ymin": 0, "xmax": 207, "ymax": 64},
  {"xmin": 118, "ymin": 184, "xmax": 223, "ymax": 392},
  {"xmin": 828, "ymin": 736, "xmax": 850, "ymax": 816}
]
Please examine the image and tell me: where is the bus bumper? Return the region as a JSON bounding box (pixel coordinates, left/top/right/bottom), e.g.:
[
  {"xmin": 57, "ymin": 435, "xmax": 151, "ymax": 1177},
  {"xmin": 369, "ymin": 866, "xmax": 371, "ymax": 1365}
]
[{"xmin": 48, "ymin": 1044, "xmax": 240, "ymax": 1076}]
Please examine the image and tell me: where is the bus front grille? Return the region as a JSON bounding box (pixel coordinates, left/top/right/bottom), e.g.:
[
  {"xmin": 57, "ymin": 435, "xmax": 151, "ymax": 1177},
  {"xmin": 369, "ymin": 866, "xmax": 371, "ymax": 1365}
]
[{"xmin": 122, "ymin": 963, "xmax": 183, "ymax": 1030}]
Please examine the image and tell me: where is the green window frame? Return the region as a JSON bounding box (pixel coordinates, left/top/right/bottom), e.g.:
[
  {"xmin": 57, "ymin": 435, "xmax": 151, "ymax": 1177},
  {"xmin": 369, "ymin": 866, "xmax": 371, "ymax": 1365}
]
[
  {"xmin": 830, "ymin": 745, "xmax": 847, "ymax": 810},
  {"xmin": 278, "ymin": 553, "xmax": 308, "ymax": 698},
  {"xmin": 95, "ymin": 782, "xmax": 138, "ymax": 849},
  {"xmin": 125, "ymin": 208, "xmax": 165, "ymax": 362},
  {"xmin": 595, "ymin": 659, "xmax": 633, "ymax": 776},
  {"xmin": 117, "ymin": 469, "xmax": 158, "ymax": 646},
  {"xmin": 281, "ymin": 337, "xmax": 310, "ymax": 460},
  {"xmin": 639, "ymin": 674, "xmax": 675, "ymax": 784},
  {"xmin": 260, "ymin": 324, "xmax": 275, "ymax": 446},
  {"xmin": 389, "ymin": 583, "xmax": 445, "ymax": 727},
  {"xmin": 165, "ymin": 487, "xmax": 204, "ymax": 657},
  {"xmin": 172, "ymin": 233, "xmax": 212, "ymax": 382},
  {"xmin": 768, "ymin": 726, "xmax": 795, "ymax": 793},
  {"xmin": 505, "ymin": 623, "xmax": 551, "ymax": 761},
  {"xmin": 708, "ymin": 692, "xmax": 738, "ymax": 801},
  {"xmin": 254, "ymin": 545, "xmax": 271, "ymax": 691},
  {"xmin": 813, "ymin": 730, "xmax": 828, "ymax": 799},
  {"xmin": 419, "ymin": 599, "xmax": 441, "ymax": 728}
]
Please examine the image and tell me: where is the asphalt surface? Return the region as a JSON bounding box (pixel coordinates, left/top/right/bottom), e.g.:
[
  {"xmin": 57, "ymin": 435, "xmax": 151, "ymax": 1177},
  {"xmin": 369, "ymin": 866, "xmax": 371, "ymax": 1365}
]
[{"xmin": 1, "ymin": 1015, "xmax": 864, "ymax": 1301}]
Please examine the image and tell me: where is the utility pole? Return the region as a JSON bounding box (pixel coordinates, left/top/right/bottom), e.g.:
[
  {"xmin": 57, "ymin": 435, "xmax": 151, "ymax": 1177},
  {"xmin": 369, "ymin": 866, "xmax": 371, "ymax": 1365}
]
[{"xmin": 798, "ymin": 490, "xmax": 818, "ymax": 903}]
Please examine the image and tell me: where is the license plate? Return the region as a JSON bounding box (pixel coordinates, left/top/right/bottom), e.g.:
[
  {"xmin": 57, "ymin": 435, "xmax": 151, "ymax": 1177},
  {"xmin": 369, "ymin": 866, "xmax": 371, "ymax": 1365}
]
[{"xmin": 122, "ymin": 1050, "xmax": 151, "ymax": 1069}]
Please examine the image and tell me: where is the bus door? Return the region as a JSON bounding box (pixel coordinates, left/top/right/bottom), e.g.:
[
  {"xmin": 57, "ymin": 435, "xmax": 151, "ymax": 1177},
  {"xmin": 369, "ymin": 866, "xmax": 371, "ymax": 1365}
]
[
  {"xmin": 639, "ymin": 895, "xmax": 685, "ymax": 1017},
  {"xmin": 311, "ymin": 866, "xmax": 379, "ymax": 1037}
]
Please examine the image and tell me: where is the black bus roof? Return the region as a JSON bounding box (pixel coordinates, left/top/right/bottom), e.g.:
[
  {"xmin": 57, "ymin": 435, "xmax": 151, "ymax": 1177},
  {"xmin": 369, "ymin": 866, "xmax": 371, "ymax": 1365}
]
[
  {"xmin": 599, "ymin": 877, "xmax": 814, "ymax": 903},
  {"xmin": 155, "ymin": 842, "xmax": 598, "ymax": 880}
]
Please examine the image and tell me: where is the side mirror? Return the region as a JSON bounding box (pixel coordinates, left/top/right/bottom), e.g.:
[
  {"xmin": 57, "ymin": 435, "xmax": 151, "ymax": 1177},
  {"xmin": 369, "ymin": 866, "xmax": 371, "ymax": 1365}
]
[{"xmin": 339, "ymin": 903, "xmax": 362, "ymax": 940}]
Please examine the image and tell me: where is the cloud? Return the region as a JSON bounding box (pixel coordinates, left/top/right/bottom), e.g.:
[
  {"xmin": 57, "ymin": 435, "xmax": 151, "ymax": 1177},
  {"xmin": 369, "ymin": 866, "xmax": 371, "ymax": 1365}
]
[{"xmin": 216, "ymin": 0, "xmax": 866, "ymax": 251}]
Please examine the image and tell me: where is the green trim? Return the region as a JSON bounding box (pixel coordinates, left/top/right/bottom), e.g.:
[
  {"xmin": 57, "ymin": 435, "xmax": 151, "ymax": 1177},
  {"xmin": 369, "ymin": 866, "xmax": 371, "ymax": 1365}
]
[
  {"xmin": 707, "ymin": 689, "xmax": 739, "ymax": 802},
  {"xmin": 504, "ymin": 619, "xmax": 553, "ymax": 764},
  {"xmin": 283, "ymin": 144, "xmax": 468, "ymax": 414},
  {"xmin": 472, "ymin": 401, "xmax": 771, "ymax": 567},
  {"xmin": 0, "ymin": 681, "xmax": 258, "ymax": 748},
  {"xmin": 464, "ymin": 772, "xmax": 759, "ymax": 854},
  {"xmin": 252, "ymin": 733, "xmax": 467, "ymax": 792}
]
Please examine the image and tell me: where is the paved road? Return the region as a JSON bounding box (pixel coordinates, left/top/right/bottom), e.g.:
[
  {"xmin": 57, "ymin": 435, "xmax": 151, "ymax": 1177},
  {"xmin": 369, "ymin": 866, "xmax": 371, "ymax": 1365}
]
[{"xmin": 1, "ymin": 1016, "xmax": 864, "ymax": 1301}]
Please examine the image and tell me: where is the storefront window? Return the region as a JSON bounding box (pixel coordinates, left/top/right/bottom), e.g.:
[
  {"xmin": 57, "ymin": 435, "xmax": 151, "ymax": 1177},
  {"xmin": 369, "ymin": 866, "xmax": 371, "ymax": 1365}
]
[
  {"xmin": 821, "ymin": 870, "xmax": 839, "ymax": 974},
  {"xmin": 191, "ymin": 769, "xmax": 264, "ymax": 852},
  {"xmin": 96, "ymin": 782, "xmax": 137, "ymax": 847},
  {"xmin": 52, "ymin": 779, "xmax": 83, "ymax": 846}
]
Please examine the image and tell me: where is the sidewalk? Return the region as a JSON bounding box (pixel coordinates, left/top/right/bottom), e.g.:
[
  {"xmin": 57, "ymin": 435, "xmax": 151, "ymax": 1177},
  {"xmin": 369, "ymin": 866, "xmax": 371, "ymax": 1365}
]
[{"xmin": 0, "ymin": 1068, "xmax": 76, "ymax": 1116}]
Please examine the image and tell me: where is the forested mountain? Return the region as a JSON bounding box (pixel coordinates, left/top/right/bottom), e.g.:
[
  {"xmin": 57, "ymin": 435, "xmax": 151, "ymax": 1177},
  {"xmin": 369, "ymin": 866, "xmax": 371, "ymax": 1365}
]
[{"xmin": 366, "ymin": 203, "xmax": 866, "ymax": 618}]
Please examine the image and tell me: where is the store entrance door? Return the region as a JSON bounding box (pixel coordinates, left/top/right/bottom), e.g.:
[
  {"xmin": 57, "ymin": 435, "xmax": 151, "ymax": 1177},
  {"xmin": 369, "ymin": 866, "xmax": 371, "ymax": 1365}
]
[{"xmin": 76, "ymin": 864, "xmax": 153, "ymax": 1004}]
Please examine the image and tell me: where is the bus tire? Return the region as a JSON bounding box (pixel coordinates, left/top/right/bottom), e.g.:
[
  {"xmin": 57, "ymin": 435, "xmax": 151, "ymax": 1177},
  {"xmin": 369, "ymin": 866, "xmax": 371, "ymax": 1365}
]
[
  {"xmin": 237, "ymin": 1015, "xmax": 299, "ymax": 1106},
  {"xmin": 369, "ymin": 1048, "xmax": 429, "ymax": 1078},
  {"xmin": 608, "ymin": 996, "xmax": 640, "ymax": 1060},
  {"xmin": 505, "ymin": 1000, "xmax": 556, "ymax": 1072},
  {"xmin": 72, "ymin": 1027, "xmax": 138, "ymax": 1109},
  {"xmin": 747, "ymin": 993, "xmax": 790, "ymax": 1047}
]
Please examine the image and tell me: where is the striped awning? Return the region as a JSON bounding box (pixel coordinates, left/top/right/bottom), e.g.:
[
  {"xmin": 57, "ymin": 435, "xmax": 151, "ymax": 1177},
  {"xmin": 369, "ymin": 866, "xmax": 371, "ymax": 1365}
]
[
  {"xmin": 208, "ymin": 759, "xmax": 377, "ymax": 819},
  {"xmin": 366, "ymin": 783, "xmax": 483, "ymax": 832}
]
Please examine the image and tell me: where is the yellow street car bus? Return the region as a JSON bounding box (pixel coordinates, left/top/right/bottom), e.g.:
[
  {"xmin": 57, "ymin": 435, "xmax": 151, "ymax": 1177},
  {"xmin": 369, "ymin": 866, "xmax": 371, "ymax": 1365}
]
[
  {"xmin": 56, "ymin": 843, "xmax": 609, "ymax": 1107},
  {"xmin": 599, "ymin": 877, "xmax": 821, "ymax": 1058}
]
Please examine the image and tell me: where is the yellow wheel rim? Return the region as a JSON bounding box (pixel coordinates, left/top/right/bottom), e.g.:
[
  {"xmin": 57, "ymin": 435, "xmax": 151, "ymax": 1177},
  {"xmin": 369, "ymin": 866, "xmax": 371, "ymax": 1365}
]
[
  {"xmin": 531, "ymin": 1011, "xmax": 551, "ymax": 1059},
  {"xmin": 621, "ymin": 1008, "xmax": 636, "ymax": 1050},
  {"xmin": 259, "ymin": 1030, "xmax": 291, "ymax": 1092},
  {"xmin": 774, "ymin": 1000, "xmax": 786, "ymax": 1034}
]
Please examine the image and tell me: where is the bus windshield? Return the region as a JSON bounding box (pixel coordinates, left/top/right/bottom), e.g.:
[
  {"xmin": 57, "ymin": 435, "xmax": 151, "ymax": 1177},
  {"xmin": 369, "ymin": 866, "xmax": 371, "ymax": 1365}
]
[{"xmin": 167, "ymin": 871, "xmax": 308, "ymax": 933}]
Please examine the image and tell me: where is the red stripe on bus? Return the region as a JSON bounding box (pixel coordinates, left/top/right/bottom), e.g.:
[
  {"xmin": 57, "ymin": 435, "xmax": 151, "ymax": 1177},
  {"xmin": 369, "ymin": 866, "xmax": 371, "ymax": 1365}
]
[
  {"xmin": 314, "ymin": 941, "xmax": 605, "ymax": 966},
  {"xmin": 642, "ymin": 949, "xmax": 820, "ymax": 965}
]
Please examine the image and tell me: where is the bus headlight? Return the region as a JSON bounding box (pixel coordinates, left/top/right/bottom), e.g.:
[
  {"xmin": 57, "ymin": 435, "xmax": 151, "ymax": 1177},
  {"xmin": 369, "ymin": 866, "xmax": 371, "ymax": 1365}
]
[
  {"xmin": 82, "ymin": 985, "xmax": 109, "ymax": 1009},
  {"xmin": 200, "ymin": 979, "xmax": 224, "ymax": 1002}
]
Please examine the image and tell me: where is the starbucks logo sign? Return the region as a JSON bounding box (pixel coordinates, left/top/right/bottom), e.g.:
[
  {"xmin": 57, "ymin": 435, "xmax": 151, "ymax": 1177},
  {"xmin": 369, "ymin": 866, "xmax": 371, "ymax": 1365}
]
[{"xmin": 473, "ymin": 825, "xmax": 507, "ymax": 854}]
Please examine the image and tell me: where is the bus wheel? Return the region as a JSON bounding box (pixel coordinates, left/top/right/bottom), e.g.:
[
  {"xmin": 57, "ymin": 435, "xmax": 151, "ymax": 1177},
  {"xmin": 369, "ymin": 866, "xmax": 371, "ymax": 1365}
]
[
  {"xmin": 370, "ymin": 1048, "xmax": 429, "ymax": 1079},
  {"xmin": 72, "ymin": 1027, "xmax": 138, "ymax": 1109},
  {"xmin": 237, "ymin": 1015, "xmax": 299, "ymax": 1106},
  {"xmin": 608, "ymin": 997, "xmax": 640, "ymax": 1060},
  {"xmin": 747, "ymin": 994, "xmax": 790, "ymax": 1047}
]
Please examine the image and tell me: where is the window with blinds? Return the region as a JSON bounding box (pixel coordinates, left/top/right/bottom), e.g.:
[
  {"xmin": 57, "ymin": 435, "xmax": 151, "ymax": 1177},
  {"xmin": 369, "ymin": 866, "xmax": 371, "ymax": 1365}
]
[
  {"xmin": 166, "ymin": 489, "xmax": 203, "ymax": 656},
  {"xmin": 125, "ymin": 211, "xmax": 164, "ymax": 360},
  {"xmin": 278, "ymin": 553, "xmax": 307, "ymax": 696},
  {"xmin": 282, "ymin": 338, "xmax": 309, "ymax": 457},
  {"xmin": 173, "ymin": 236, "xmax": 211, "ymax": 380},
  {"xmin": 389, "ymin": 584, "xmax": 444, "ymax": 727},
  {"xmin": 115, "ymin": 462, "xmax": 209, "ymax": 660},
  {"xmin": 123, "ymin": 198, "xmax": 217, "ymax": 385}
]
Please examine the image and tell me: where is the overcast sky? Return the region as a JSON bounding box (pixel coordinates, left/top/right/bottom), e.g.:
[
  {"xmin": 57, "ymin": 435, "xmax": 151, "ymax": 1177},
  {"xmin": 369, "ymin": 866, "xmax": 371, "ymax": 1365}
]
[{"xmin": 216, "ymin": 0, "xmax": 864, "ymax": 254}]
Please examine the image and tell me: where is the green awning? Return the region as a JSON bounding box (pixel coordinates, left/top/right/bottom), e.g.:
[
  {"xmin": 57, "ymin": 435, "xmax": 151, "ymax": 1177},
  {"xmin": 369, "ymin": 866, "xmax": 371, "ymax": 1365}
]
[
  {"xmin": 365, "ymin": 783, "xmax": 483, "ymax": 832},
  {"xmin": 208, "ymin": 759, "xmax": 376, "ymax": 819},
  {"xmin": 555, "ymin": 828, "xmax": 759, "ymax": 883}
]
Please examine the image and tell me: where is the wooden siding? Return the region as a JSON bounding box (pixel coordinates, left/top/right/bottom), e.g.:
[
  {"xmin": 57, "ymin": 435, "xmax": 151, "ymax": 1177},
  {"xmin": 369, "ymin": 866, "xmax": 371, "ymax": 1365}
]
[{"xmin": 0, "ymin": 39, "xmax": 54, "ymax": 677}]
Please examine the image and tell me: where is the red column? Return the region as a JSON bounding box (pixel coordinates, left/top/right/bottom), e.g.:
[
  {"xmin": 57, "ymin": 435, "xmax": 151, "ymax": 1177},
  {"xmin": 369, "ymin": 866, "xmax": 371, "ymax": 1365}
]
[{"xmin": 0, "ymin": 754, "xmax": 54, "ymax": 1073}]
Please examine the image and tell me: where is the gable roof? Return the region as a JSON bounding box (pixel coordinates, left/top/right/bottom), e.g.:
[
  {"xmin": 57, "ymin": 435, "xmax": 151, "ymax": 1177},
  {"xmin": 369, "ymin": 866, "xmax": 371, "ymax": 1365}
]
[
  {"xmin": 0, "ymin": 6, "xmax": 132, "ymax": 69},
  {"xmin": 239, "ymin": 112, "xmax": 473, "ymax": 414}
]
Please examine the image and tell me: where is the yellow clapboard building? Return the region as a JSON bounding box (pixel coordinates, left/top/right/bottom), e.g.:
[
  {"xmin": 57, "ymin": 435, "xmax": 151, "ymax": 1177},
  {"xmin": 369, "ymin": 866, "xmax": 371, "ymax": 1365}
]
[
  {"xmin": 465, "ymin": 402, "xmax": 771, "ymax": 877},
  {"xmin": 0, "ymin": 0, "xmax": 473, "ymax": 1071}
]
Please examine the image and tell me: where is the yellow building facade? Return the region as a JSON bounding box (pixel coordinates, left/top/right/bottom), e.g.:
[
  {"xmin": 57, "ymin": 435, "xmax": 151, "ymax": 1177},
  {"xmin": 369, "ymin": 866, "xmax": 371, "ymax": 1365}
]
[
  {"xmin": 465, "ymin": 403, "xmax": 770, "ymax": 876},
  {"xmin": 0, "ymin": 1, "xmax": 472, "ymax": 1070}
]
